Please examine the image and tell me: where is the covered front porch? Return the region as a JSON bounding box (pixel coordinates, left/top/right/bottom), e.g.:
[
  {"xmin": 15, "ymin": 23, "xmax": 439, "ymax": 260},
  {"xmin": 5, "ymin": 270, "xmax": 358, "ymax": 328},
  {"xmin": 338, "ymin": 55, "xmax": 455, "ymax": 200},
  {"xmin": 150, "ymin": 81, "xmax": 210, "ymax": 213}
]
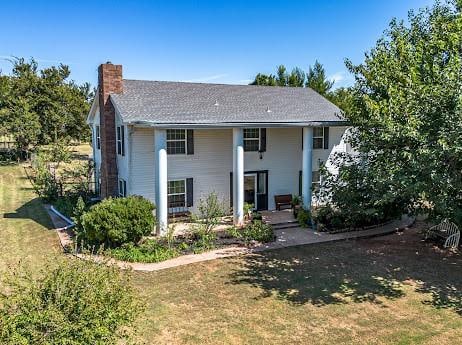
[{"xmin": 154, "ymin": 127, "xmax": 316, "ymax": 234}]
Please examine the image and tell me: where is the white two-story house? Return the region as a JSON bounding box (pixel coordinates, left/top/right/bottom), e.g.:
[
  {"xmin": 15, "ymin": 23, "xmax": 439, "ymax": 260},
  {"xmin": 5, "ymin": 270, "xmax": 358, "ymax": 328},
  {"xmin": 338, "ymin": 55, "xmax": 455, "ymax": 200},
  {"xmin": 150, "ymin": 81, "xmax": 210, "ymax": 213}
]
[{"xmin": 87, "ymin": 63, "xmax": 349, "ymax": 233}]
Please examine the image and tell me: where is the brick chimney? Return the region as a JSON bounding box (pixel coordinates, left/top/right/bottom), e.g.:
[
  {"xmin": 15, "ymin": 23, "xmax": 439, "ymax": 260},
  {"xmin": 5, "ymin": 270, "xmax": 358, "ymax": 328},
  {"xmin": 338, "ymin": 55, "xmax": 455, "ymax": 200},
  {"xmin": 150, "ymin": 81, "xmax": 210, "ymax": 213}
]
[{"xmin": 98, "ymin": 63, "xmax": 123, "ymax": 198}]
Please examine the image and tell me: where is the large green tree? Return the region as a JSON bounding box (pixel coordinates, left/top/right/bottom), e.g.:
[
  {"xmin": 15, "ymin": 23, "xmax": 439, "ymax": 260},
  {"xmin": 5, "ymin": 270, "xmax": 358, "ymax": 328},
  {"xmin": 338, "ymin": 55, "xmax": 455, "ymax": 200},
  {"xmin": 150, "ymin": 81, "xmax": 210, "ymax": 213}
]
[
  {"xmin": 250, "ymin": 61, "xmax": 334, "ymax": 96},
  {"xmin": 329, "ymin": 0, "xmax": 462, "ymax": 223},
  {"xmin": 0, "ymin": 58, "xmax": 93, "ymax": 152},
  {"xmin": 305, "ymin": 60, "xmax": 334, "ymax": 95}
]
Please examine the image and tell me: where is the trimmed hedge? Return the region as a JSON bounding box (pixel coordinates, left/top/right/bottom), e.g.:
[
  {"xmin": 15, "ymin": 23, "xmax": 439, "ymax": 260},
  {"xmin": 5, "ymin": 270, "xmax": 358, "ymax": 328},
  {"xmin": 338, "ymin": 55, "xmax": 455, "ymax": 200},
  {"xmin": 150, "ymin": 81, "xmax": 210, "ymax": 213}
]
[{"xmin": 80, "ymin": 196, "xmax": 155, "ymax": 247}]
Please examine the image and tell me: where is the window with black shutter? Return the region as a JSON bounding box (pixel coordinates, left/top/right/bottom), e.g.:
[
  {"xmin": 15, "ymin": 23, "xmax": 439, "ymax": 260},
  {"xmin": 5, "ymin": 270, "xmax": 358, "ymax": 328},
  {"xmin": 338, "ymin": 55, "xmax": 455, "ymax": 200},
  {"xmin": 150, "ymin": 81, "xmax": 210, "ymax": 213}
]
[
  {"xmin": 116, "ymin": 125, "xmax": 125, "ymax": 156},
  {"xmin": 244, "ymin": 128, "xmax": 266, "ymax": 152},
  {"xmin": 167, "ymin": 179, "xmax": 186, "ymax": 208},
  {"xmin": 167, "ymin": 129, "xmax": 189, "ymax": 155},
  {"xmin": 312, "ymin": 127, "xmax": 329, "ymax": 150}
]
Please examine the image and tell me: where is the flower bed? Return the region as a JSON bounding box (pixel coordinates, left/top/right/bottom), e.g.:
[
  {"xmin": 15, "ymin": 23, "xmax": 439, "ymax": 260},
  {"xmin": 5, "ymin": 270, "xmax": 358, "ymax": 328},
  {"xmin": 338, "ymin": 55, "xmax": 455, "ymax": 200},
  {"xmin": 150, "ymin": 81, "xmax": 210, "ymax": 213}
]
[{"xmin": 52, "ymin": 193, "xmax": 275, "ymax": 264}]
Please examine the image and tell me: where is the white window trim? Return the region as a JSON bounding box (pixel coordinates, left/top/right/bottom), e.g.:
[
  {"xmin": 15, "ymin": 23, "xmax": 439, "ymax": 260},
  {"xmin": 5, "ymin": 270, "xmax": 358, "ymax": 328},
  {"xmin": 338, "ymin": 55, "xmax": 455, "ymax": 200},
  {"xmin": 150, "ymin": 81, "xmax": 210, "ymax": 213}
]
[
  {"xmin": 167, "ymin": 179, "xmax": 187, "ymax": 210},
  {"xmin": 243, "ymin": 128, "xmax": 261, "ymax": 152},
  {"xmin": 118, "ymin": 178, "xmax": 127, "ymax": 197},
  {"xmin": 95, "ymin": 125, "xmax": 101, "ymax": 150},
  {"xmin": 313, "ymin": 127, "xmax": 325, "ymax": 149},
  {"xmin": 166, "ymin": 129, "xmax": 187, "ymax": 155}
]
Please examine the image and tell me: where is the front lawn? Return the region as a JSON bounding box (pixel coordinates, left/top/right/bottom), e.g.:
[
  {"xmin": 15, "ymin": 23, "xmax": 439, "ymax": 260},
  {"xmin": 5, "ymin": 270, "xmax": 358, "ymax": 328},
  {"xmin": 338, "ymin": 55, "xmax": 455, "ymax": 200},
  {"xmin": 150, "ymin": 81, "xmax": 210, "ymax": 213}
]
[{"xmin": 1, "ymin": 164, "xmax": 461, "ymax": 344}]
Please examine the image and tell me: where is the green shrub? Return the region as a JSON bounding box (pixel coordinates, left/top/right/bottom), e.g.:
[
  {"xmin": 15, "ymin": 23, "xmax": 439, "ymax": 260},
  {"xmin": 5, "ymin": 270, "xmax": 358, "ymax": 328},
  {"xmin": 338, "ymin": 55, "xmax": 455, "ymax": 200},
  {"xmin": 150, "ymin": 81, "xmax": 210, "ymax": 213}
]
[
  {"xmin": 80, "ymin": 196, "xmax": 155, "ymax": 247},
  {"xmin": 243, "ymin": 220, "xmax": 274, "ymax": 242},
  {"xmin": 0, "ymin": 257, "xmax": 140, "ymax": 345},
  {"xmin": 107, "ymin": 239, "xmax": 179, "ymax": 263},
  {"xmin": 193, "ymin": 192, "xmax": 227, "ymax": 234},
  {"xmin": 252, "ymin": 211, "xmax": 263, "ymax": 221},
  {"xmin": 54, "ymin": 195, "xmax": 76, "ymax": 218},
  {"xmin": 191, "ymin": 224, "xmax": 217, "ymax": 253},
  {"xmin": 297, "ymin": 208, "xmax": 311, "ymax": 227},
  {"xmin": 72, "ymin": 196, "xmax": 87, "ymax": 233},
  {"xmin": 228, "ymin": 221, "xmax": 274, "ymax": 243}
]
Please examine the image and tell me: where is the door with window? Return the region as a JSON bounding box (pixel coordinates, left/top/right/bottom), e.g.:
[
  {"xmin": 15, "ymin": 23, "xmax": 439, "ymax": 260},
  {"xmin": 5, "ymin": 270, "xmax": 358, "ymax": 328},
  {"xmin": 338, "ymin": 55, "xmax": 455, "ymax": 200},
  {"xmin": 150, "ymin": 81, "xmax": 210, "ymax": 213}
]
[
  {"xmin": 244, "ymin": 174, "xmax": 257, "ymax": 209},
  {"xmin": 241, "ymin": 171, "xmax": 268, "ymax": 211}
]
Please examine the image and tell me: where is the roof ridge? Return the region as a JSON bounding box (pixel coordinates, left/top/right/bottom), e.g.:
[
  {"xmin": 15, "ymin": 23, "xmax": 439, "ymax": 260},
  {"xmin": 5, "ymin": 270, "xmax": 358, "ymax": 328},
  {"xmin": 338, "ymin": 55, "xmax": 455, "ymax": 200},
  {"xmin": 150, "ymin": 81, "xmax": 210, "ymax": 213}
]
[{"xmin": 122, "ymin": 78, "xmax": 318, "ymax": 92}]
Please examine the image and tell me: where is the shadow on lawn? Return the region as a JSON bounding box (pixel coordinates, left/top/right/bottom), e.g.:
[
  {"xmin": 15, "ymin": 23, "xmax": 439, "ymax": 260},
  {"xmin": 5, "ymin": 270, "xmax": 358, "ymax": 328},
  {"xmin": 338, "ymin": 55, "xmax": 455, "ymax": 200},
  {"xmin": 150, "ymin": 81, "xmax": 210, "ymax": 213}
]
[
  {"xmin": 229, "ymin": 230, "xmax": 462, "ymax": 314},
  {"xmin": 3, "ymin": 197, "xmax": 53, "ymax": 230}
]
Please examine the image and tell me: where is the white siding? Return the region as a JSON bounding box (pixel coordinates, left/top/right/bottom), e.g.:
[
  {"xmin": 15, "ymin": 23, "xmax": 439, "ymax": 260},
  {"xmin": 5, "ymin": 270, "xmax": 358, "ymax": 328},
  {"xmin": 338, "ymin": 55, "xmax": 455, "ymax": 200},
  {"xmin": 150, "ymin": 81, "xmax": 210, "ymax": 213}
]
[
  {"xmin": 130, "ymin": 127, "xmax": 156, "ymax": 201},
  {"xmin": 168, "ymin": 129, "xmax": 233, "ymax": 212},
  {"xmin": 128, "ymin": 126, "xmax": 348, "ymax": 212}
]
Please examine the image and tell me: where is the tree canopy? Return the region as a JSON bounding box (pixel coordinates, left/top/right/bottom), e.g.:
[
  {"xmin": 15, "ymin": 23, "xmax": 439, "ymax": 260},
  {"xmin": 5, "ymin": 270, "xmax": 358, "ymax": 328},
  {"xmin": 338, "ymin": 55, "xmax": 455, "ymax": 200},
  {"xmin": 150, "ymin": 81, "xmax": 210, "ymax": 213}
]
[
  {"xmin": 250, "ymin": 61, "xmax": 334, "ymax": 96},
  {"xmin": 0, "ymin": 58, "xmax": 93, "ymax": 152},
  {"xmin": 326, "ymin": 0, "xmax": 462, "ymax": 224}
]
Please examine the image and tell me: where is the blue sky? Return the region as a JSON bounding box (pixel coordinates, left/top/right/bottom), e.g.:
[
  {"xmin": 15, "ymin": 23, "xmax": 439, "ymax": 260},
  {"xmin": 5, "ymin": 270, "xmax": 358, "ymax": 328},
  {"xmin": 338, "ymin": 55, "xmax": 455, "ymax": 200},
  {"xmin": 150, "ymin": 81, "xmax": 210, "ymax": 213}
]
[{"xmin": 0, "ymin": 0, "xmax": 434, "ymax": 88}]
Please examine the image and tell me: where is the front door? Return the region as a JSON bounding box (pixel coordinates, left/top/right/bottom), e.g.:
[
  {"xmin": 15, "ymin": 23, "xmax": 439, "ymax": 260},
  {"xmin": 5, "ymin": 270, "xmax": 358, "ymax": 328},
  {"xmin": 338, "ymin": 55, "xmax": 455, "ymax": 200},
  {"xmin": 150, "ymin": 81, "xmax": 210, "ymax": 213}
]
[
  {"xmin": 244, "ymin": 174, "xmax": 257, "ymax": 210},
  {"xmin": 230, "ymin": 171, "xmax": 268, "ymax": 211}
]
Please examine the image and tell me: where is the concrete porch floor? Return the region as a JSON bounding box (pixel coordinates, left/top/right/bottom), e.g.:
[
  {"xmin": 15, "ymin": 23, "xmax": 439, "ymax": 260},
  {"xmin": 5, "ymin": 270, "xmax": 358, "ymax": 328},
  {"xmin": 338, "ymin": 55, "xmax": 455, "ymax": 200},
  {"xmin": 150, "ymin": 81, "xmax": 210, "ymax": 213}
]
[{"xmin": 261, "ymin": 209, "xmax": 296, "ymax": 225}]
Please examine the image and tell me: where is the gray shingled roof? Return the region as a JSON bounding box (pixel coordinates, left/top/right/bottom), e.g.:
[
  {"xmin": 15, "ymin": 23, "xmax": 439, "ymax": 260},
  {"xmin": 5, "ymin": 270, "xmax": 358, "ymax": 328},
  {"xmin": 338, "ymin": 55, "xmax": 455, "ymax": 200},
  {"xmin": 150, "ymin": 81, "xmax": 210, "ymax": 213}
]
[{"xmin": 110, "ymin": 79, "xmax": 345, "ymax": 126}]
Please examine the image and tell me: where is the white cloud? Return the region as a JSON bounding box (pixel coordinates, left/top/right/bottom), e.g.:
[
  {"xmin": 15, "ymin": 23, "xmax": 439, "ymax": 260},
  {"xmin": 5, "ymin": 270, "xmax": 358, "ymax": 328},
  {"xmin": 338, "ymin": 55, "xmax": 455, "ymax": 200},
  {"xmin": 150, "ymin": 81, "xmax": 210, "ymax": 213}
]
[
  {"xmin": 328, "ymin": 71, "xmax": 354, "ymax": 88},
  {"xmin": 329, "ymin": 72, "xmax": 345, "ymax": 84},
  {"xmin": 183, "ymin": 73, "xmax": 228, "ymax": 83}
]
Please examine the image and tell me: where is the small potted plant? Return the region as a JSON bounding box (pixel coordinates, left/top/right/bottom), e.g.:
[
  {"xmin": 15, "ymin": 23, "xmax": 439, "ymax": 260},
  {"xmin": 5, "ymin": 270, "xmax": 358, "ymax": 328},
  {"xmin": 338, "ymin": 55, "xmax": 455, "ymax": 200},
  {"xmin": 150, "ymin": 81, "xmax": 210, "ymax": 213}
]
[
  {"xmin": 243, "ymin": 202, "xmax": 254, "ymax": 221},
  {"xmin": 292, "ymin": 195, "xmax": 301, "ymax": 218}
]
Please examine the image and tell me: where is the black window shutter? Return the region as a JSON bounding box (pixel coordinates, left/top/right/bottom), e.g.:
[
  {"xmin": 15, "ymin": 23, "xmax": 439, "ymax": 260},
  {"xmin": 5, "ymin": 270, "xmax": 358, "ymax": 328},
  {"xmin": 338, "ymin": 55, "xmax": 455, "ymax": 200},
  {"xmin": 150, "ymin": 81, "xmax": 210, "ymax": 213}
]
[
  {"xmin": 299, "ymin": 170, "xmax": 302, "ymax": 196},
  {"xmin": 187, "ymin": 130, "xmax": 194, "ymax": 155},
  {"xmin": 323, "ymin": 127, "xmax": 329, "ymax": 149},
  {"xmin": 229, "ymin": 172, "xmax": 233, "ymax": 208},
  {"xmin": 301, "ymin": 128, "xmax": 303, "ymax": 149},
  {"xmin": 186, "ymin": 178, "xmax": 193, "ymax": 207},
  {"xmin": 260, "ymin": 128, "xmax": 266, "ymax": 152},
  {"xmin": 116, "ymin": 127, "xmax": 121, "ymax": 154},
  {"xmin": 121, "ymin": 125, "xmax": 125, "ymax": 156},
  {"xmin": 123, "ymin": 180, "xmax": 127, "ymax": 197}
]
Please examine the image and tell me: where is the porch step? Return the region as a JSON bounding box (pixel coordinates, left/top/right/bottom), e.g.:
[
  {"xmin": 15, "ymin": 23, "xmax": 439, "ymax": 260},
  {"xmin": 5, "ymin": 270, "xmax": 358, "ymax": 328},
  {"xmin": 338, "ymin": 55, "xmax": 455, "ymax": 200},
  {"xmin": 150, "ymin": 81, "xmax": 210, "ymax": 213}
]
[{"xmin": 271, "ymin": 221, "xmax": 300, "ymax": 230}]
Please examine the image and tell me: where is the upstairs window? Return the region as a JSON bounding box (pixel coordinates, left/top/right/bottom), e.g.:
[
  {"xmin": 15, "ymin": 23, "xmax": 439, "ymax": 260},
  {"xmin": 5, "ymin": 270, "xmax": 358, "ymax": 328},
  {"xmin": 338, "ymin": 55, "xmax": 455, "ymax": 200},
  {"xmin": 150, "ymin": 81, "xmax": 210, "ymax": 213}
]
[
  {"xmin": 167, "ymin": 129, "xmax": 186, "ymax": 155},
  {"xmin": 95, "ymin": 125, "xmax": 101, "ymax": 149},
  {"xmin": 116, "ymin": 125, "xmax": 125, "ymax": 156},
  {"xmin": 313, "ymin": 127, "xmax": 324, "ymax": 149},
  {"xmin": 243, "ymin": 128, "xmax": 260, "ymax": 152}
]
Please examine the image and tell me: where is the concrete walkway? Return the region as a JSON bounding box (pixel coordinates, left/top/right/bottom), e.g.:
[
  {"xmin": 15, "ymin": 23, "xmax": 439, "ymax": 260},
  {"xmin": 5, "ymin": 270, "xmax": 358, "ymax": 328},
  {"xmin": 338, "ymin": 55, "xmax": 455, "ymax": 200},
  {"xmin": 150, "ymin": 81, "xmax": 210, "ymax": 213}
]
[
  {"xmin": 46, "ymin": 204, "xmax": 414, "ymax": 272},
  {"xmin": 130, "ymin": 216, "xmax": 414, "ymax": 271}
]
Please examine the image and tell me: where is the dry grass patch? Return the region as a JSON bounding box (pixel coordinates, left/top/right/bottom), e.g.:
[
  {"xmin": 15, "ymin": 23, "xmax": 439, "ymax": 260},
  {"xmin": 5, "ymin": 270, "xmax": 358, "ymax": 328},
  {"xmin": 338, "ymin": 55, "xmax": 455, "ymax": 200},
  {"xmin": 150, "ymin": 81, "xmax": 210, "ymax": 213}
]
[{"xmin": 134, "ymin": 227, "xmax": 462, "ymax": 345}]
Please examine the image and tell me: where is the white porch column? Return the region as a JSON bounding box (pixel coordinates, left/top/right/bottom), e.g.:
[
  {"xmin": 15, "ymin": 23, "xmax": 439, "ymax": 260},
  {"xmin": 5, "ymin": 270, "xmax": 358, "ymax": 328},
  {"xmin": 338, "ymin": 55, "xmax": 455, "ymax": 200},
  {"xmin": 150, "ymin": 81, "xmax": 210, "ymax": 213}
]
[
  {"xmin": 154, "ymin": 129, "xmax": 168, "ymax": 234},
  {"xmin": 302, "ymin": 127, "xmax": 313, "ymax": 210},
  {"xmin": 233, "ymin": 128, "xmax": 244, "ymax": 225}
]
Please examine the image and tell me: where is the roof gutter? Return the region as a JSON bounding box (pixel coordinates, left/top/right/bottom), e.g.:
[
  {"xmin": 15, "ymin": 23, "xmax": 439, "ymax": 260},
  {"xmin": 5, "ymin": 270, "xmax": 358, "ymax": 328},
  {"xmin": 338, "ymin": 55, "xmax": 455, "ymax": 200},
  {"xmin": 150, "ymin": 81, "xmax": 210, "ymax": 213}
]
[{"xmin": 126, "ymin": 120, "xmax": 349, "ymax": 129}]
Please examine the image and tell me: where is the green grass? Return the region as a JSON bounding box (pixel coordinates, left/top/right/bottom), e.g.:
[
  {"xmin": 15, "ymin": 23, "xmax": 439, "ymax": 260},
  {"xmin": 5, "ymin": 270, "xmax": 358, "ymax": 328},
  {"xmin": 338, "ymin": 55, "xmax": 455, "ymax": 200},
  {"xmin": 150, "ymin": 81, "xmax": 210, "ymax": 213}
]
[
  {"xmin": 0, "ymin": 164, "xmax": 60, "ymax": 275},
  {"xmin": 1, "ymin": 163, "xmax": 462, "ymax": 345}
]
